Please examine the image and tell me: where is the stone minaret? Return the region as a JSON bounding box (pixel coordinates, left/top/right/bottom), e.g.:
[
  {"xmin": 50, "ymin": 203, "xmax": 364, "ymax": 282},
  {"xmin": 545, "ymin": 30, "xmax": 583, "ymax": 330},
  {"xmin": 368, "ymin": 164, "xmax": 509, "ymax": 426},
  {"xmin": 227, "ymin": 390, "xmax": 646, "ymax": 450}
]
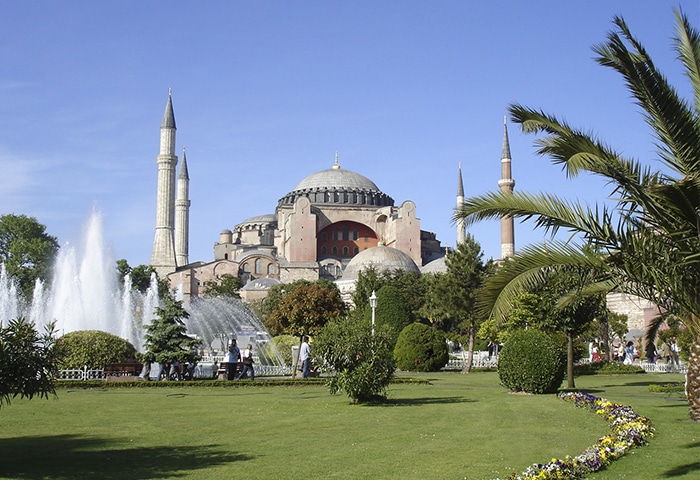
[
  {"xmin": 175, "ymin": 146, "xmax": 190, "ymax": 267},
  {"xmin": 498, "ymin": 117, "xmax": 515, "ymax": 259},
  {"xmin": 456, "ymin": 162, "xmax": 466, "ymax": 245},
  {"xmin": 150, "ymin": 89, "xmax": 179, "ymax": 276}
]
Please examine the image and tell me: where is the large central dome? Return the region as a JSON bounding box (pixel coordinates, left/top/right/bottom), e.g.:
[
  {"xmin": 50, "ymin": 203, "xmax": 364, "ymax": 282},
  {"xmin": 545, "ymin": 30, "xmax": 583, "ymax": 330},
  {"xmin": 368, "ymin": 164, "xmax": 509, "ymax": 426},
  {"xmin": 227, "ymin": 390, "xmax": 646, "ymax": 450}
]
[
  {"xmin": 278, "ymin": 156, "xmax": 394, "ymax": 207},
  {"xmin": 293, "ymin": 167, "xmax": 379, "ymax": 192}
]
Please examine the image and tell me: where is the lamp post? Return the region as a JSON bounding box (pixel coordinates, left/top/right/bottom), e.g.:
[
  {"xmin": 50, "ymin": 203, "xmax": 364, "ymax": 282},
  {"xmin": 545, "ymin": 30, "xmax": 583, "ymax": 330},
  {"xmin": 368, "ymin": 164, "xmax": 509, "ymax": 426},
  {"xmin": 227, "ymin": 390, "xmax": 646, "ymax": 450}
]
[{"xmin": 369, "ymin": 290, "xmax": 377, "ymax": 336}]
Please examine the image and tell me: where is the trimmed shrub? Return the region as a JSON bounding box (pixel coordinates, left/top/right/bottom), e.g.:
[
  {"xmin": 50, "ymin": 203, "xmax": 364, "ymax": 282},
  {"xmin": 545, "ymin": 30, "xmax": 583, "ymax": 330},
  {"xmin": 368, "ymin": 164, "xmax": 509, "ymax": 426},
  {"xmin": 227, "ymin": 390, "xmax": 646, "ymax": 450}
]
[
  {"xmin": 394, "ymin": 322, "xmax": 449, "ymax": 372},
  {"xmin": 57, "ymin": 330, "xmax": 137, "ymax": 369},
  {"xmin": 498, "ymin": 329, "xmax": 565, "ymax": 394}
]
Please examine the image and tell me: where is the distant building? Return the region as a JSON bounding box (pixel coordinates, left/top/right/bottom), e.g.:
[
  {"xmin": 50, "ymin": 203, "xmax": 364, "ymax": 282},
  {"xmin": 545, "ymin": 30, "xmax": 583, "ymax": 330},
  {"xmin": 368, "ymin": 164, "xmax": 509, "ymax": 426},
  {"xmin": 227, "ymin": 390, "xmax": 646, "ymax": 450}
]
[{"xmin": 151, "ymin": 92, "xmax": 514, "ymax": 304}]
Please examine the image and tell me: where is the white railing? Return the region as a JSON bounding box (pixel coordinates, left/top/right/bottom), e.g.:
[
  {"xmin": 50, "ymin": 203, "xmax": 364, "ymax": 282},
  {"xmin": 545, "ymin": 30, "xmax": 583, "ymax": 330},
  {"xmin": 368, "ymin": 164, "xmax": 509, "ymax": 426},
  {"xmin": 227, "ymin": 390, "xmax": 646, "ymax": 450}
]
[{"xmin": 56, "ymin": 367, "xmax": 106, "ymax": 380}]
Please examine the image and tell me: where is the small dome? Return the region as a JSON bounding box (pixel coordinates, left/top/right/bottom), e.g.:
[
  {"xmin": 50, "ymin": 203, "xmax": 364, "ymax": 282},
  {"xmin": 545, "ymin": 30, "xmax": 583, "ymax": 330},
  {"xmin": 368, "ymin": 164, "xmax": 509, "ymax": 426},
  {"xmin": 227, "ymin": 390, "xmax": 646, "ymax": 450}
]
[
  {"xmin": 238, "ymin": 214, "xmax": 276, "ymax": 225},
  {"xmin": 240, "ymin": 277, "xmax": 280, "ymax": 291},
  {"xmin": 342, "ymin": 245, "xmax": 420, "ymax": 280},
  {"xmin": 420, "ymin": 256, "xmax": 447, "ymax": 274}
]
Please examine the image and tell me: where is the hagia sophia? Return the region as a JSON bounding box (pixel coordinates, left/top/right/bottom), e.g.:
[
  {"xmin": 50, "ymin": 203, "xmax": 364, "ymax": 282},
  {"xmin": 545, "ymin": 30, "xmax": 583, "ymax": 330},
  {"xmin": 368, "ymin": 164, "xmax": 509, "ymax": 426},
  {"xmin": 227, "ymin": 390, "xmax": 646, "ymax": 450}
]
[
  {"xmin": 148, "ymin": 91, "xmax": 655, "ymax": 338},
  {"xmin": 149, "ymin": 91, "xmax": 516, "ymax": 306}
]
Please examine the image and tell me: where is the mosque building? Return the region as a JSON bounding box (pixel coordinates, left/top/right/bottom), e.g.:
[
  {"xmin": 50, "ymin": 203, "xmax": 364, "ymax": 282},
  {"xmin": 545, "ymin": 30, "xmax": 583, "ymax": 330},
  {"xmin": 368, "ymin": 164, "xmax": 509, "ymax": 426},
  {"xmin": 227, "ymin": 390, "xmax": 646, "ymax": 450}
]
[{"xmin": 150, "ymin": 92, "xmax": 516, "ymax": 304}]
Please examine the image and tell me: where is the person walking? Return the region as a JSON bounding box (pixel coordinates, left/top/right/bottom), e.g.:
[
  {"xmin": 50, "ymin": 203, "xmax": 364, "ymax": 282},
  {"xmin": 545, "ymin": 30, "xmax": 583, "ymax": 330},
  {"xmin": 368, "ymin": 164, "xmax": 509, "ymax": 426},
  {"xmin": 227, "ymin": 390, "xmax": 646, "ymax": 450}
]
[
  {"xmin": 623, "ymin": 341, "xmax": 635, "ymax": 365},
  {"xmin": 226, "ymin": 340, "xmax": 240, "ymax": 380},
  {"xmin": 237, "ymin": 343, "xmax": 255, "ymax": 381},
  {"xmin": 670, "ymin": 338, "xmax": 681, "ymax": 371},
  {"xmin": 660, "ymin": 340, "xmax": 672, "ymax": 365},
  {"xmin": 299, "ymin": 335, "xmax": 311, "ymax": 379}
]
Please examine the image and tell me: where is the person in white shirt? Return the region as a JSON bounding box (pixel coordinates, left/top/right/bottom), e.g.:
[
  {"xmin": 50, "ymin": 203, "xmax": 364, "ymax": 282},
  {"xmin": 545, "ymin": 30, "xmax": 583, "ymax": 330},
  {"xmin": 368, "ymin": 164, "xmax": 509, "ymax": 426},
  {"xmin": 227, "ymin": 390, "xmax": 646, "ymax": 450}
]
[
  {"xmin": 299, "ymin": 336, "xmax": 311, "ymax": 379},
  {"xmin": 237, "ymin": 344, "xmax": 255, "ymax": 381}
]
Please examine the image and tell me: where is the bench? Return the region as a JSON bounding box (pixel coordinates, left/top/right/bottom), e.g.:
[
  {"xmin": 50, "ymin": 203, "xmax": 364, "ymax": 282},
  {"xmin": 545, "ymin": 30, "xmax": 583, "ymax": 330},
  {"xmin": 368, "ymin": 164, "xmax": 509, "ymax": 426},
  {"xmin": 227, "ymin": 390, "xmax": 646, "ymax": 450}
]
[
  {"xmin": 104, "ymin": 363, "xmax": 143, "ymax": 377},
  {"xmin": 217, "ymin": 362, "xmax": 241, "ymax": 380}
]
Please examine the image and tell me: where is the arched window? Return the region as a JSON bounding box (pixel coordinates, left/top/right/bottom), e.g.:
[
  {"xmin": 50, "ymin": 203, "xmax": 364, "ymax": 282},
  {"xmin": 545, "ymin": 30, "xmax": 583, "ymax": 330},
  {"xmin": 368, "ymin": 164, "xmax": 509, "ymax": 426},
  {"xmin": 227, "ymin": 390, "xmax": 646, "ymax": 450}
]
[
  {"xmin": 332, "ymin": 246, "xmax": 338, "ymax": 255},
  {"xmin": 343, "ymin": 246, "xmax": 349, "ymax": 256},
  {"xmin": 321, "ymin": 246, "xmax": 327, "ymax": 255},
  {"xmin": 267, "ymin": 264, "xmax": 275, "ymax": 275},
  {"xmin": 255, "ymin": 258, "xmax": 262, "ymax": 274},
  {"xmin": 353, "ymin": 247, "xmax": 359, "ymax": 255},
  {"xmin": 242, "ymin": 263, "xmax": 250, "ymax": 273}
]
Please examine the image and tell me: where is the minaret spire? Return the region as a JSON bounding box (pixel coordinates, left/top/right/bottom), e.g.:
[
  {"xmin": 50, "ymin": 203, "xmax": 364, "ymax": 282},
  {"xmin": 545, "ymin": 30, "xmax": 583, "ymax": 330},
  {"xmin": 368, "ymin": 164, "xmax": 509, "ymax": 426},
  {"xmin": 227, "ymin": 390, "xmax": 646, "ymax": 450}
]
[
  {"xmin": 456, "ymin": 162, "xmax": 466, "ymax": 245},
  {"xmin": 175, "ymin": 145, "xmax": 190, "ymax": 267},
  {"xmin": 498, "ymin": 116, "xmax": 515, "ymax": 259},
  {"xmin": 333, "ymin": 151, "xmax": 340, "ymax": 169},
  {"xmin": 150, "ymin": 90, "xmax": 179, "ymax": 276}
]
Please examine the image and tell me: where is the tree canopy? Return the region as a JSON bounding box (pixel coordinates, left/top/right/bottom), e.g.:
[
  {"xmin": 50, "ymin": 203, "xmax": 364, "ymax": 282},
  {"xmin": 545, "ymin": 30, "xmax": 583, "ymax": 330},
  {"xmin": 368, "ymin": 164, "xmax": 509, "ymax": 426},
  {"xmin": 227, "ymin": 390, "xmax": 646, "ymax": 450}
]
[
  {"xmin": 0, "ymin": 214, "xmax": 59, "ymax": 299},
  {"xmin": 264, "ymin": 279, "xmax": 346, "ymax": 336}
]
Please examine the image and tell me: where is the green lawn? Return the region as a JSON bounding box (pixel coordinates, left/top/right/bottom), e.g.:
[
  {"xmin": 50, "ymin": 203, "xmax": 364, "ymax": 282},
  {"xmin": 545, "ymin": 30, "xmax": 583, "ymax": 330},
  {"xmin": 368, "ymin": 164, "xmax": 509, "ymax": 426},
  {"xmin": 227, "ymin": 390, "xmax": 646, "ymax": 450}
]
[{"xmin": 0, "ymin": 372, "xmax": 696, "ymax": 479}]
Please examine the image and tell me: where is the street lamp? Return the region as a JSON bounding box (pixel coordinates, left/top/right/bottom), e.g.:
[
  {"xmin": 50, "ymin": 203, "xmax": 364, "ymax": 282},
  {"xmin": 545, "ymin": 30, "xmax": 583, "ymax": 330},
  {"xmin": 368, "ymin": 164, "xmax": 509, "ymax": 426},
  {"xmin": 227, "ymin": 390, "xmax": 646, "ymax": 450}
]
[{"xmin": 369, "ymin": 290, "xmax": 377, "ymax": 336}]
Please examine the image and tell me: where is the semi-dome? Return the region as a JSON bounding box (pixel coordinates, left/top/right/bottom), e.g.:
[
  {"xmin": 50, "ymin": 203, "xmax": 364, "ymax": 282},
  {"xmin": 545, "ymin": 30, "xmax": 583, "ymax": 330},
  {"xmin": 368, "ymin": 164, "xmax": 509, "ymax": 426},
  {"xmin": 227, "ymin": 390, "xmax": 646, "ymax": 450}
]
[
  {"xmin": 278, "ymin": 157, "xmax": 394, "ymax": 207},
  {"xmin": 342, "ymin": 245, "xmax": 420, "ymax": 280}
]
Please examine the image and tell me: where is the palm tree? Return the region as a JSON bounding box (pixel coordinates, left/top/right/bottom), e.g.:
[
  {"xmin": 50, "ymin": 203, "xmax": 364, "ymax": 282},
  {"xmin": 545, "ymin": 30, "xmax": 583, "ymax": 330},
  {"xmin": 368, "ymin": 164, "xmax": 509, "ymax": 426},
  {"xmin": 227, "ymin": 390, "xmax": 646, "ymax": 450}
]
[{"xmin": 455, "ymin": 9, "xmax": 700, "ymax": 422}]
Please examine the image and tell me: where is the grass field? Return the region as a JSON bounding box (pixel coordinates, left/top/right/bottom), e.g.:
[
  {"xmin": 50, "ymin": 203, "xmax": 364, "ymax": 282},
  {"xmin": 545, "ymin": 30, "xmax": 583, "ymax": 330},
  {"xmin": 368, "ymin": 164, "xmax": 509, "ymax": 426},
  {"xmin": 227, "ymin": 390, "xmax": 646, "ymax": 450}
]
[{"xmin": 0, "ymin": 371, "xmax": 696, "ymax": 479}]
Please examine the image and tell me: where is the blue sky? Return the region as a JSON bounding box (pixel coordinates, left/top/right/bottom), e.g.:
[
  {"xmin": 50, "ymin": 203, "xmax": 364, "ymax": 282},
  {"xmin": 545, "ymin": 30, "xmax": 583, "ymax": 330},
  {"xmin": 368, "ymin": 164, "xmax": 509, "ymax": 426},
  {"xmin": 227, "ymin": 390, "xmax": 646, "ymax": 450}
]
[{"xmin": 1, "ymin": 1, "xmax": 698, "ymax": 267}]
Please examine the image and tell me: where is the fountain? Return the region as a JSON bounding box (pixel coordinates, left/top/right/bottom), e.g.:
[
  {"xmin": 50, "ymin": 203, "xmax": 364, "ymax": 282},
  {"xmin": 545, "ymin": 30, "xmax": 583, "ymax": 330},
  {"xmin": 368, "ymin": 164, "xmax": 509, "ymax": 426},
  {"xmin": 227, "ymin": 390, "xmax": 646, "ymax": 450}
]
[
  {"xmin": 0, "ymin": 210, "xmax": 159, "ymax": 351},
  {"xmin": 0, "ymin": 209, "xmax": 288, "ymax": 375},
  {"xmin": 186, "ymin": 296, "xmax": 286, "ymax": 367}
]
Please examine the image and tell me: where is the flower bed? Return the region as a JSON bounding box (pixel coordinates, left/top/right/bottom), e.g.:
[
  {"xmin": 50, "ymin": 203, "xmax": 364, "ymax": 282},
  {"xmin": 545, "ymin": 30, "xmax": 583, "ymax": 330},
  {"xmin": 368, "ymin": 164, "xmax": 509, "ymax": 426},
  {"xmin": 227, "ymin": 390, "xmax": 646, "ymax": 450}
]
[{"xmin": 498, "ymin": 391, "xmax": 654, "ymax": 479}]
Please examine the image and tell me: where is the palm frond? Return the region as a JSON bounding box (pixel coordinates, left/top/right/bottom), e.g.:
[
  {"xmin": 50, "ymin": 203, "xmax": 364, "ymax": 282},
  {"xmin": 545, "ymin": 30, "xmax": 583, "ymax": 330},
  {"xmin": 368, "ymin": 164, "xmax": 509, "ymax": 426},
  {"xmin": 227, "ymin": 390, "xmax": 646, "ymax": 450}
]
[{"xmin": 594, "ymin": 14, "xmax": 700, "ymax": 176}]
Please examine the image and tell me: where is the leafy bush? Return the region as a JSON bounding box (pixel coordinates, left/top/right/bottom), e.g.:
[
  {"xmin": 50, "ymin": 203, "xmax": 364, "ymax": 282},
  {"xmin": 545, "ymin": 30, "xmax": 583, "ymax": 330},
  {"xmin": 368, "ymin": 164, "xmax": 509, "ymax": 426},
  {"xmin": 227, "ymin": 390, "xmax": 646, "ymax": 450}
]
[
  {"xmin": 315, "ymin": 312, "xmax": 395, "ymax": 403},
  {"xmin": 498, "ymin": 329, "xmax": 565, "ymax": 394},
  {"xmin": 573, "ymin": 361, "xmax": 645, "ymax": 376},
  {"xmin": 393, "ymin": 322, "xmax": 449, "ymax": 372},
  {"xmin": 271, "ymin": 335, "xmax": 298, "ymax": 366},
  {"xmin": 57, "ymin": 330, "xmax": 137, "ymax": 369}
]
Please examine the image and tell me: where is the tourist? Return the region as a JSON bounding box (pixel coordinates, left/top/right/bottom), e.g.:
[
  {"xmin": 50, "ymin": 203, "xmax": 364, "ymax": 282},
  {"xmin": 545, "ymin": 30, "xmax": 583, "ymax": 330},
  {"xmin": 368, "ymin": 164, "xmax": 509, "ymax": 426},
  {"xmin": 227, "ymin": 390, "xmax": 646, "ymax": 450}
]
[
  {"xmin": 616, "ymin": 343, "xmax": 625, "ymax": 362},
  {"xmin": 169, "ymin": 359, "xmax": 182, "ymax": 380},
  {"xmin": 645, "ymin": 341, "xmax": 657, "ymax": 364},
  {"xmin": 237, "ymin": 344, "xmax": 255, "ymax": 380},
  {"xmin": 660, "ymin": 340, "xmax": 671, "ymax": 365},
  {"xmin": 623, "ymin": 341, "xmax": 635, "ymax": 365},
  {"xmin": 299, "ymin": 335, "xmax": 311, "ymax": 379},
  {"xmin": 670, "ymin": 338, "xmax": 681, "ymax": 370},
  {"xmin": 157, "ymin": 362, "xmax": 169, "ymax": 381},
  {"xmin": 226, "ymin": 340, "xmax": 240, "ymax": 380}
]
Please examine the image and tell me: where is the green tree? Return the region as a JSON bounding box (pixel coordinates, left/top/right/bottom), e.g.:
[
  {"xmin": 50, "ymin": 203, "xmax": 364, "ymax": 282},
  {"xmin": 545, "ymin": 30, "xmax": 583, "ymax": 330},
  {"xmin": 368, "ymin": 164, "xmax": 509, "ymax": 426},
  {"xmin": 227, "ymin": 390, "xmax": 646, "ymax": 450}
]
[
  {"xmin": 419, "ymin": 235, "xmax": 491, "ymax": 372},
  {"xmin": 116, "ymin": 260, "xmax": 168, "ymax": 296},
  {"xmin": 0, "ymin": 214, "xmax": 59, "ymax": 299},
  {"xmin": 352, "ymin": 266, "xmax": 381, "ymax": 311},
  {"xmin": 370, "ymin": 284, "xmax": 412, "ymax": 346},
  {"xmin": 265, "ymin": 280, "xmax": 345, "ymax": 336},
  {"xmin": 0, "ymin": 318, "xmax": 60, "ymax": 409},
  {"xmin": 140, "ymin": 296, "xmax": 200, "ymax": 368},
  {"xmin": 315, "ymin": 311, "xmax": 395, "ymax": 403},
  {"xmin": 455, "ymin": 10, "xmax": 700, "ymax": 420},
  {"xmin": 202, "ymin": 274, "xmax": 243, "ymax": 298}
]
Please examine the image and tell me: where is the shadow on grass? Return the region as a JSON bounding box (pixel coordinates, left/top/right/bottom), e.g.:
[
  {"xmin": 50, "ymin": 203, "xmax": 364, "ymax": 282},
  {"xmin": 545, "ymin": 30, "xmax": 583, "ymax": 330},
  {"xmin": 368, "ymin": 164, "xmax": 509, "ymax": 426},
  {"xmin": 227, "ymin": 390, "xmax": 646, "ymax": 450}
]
[
  {"xmin": 370, "ymin": 396, "xmax": 476, "ymax": 407},
  {"xmin": 661, "ymin": 462, "xmax": 700, "ymax": 477},
  {"xmin": 0, "ymin": 434, "xmax": 251, "ymax": 479}
]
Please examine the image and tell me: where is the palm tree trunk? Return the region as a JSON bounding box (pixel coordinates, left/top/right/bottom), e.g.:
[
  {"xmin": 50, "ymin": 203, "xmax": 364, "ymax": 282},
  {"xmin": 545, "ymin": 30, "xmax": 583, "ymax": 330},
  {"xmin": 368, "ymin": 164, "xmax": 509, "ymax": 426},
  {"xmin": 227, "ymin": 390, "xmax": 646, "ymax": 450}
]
[
  {"xmin": 687, "ymin": 334, "xmax": 700, "ymax": 422},
  {"xmin": 567, "ymin": 332, "xmax": 575, "ymax": 389},
  {"xmin": 462, "ymin": 322, "xmax": 476, "ymax": 374}
]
